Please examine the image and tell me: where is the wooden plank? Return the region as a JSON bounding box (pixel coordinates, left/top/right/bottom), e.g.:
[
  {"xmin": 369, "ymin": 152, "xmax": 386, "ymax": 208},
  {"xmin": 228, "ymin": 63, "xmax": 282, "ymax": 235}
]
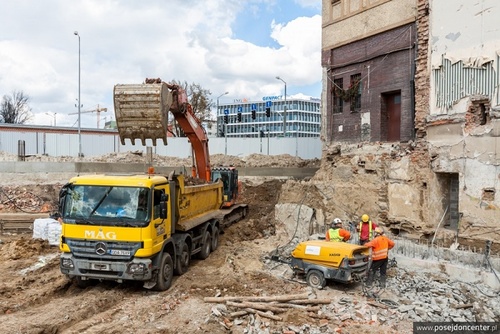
[{"xmin": 0, "ymin": 213, "xmax": 50, "ymax": 235}]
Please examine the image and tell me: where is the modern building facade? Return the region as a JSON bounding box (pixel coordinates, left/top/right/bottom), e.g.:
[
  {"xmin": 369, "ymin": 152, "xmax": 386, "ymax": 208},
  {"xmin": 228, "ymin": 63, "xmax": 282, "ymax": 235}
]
[{"xmin": 216, "ymin": 97, "xmax": 321, "ymax": 138}]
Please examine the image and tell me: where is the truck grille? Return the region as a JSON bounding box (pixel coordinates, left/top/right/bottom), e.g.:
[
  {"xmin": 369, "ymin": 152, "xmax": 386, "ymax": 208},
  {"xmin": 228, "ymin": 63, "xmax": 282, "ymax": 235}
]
[{"xmin": 67, "ymin": 239, "xmax": 142, "ymax": 260}]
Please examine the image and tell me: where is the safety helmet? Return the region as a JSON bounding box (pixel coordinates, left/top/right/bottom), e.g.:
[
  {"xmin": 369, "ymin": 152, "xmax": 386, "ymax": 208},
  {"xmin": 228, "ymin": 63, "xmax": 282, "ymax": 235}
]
[
  {"xmin": 332, "ymin": 218, "xmax": 342, "ymax": 226},
  {"xmin": 374, "ymin": 227, "xmax": 384, "ymax": 235},
  {"xmin": 361, "ymin": 214, "xmax": 370, "ymax": 222}
]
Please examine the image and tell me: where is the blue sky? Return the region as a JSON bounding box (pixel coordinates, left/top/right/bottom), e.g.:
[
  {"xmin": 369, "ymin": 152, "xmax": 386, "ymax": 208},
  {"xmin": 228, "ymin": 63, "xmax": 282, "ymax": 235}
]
[{"xmin": 0, "ymin": 0, "xmax": 321, "ymax": 128}]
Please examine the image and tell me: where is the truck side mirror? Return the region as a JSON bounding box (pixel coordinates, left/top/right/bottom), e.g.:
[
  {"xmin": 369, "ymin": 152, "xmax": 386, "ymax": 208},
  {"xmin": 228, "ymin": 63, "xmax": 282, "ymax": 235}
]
[{"xmin": 58, "ymin": 183, "xmax": 71, "ymax": 217}]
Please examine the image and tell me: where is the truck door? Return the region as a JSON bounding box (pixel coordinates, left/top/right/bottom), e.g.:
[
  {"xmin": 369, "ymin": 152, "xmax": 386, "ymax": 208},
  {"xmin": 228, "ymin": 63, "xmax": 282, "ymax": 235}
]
[{"xmin": 151, "ymin": 187, "xmax": 170, "ymax": 244}]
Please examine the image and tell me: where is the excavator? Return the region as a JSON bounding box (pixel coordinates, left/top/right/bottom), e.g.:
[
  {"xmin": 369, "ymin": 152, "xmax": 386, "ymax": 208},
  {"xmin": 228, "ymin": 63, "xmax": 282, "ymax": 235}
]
[{"xmin": 113, "ymin": 78, "xmax": 247, "ymax": 226}]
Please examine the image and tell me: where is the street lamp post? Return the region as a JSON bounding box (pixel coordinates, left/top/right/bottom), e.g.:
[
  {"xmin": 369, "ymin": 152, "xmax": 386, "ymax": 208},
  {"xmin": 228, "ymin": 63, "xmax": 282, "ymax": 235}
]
[
  {"xmin": 217, "ymin": 92, "xmax": 229, "ymax": 155},
  {"xmin": 276, "ymin": 76, "xmax": 287, "ymax": 136},
  {"xmin": 74, "ymin": 31, "xmax": 82, "ymax": 157}
]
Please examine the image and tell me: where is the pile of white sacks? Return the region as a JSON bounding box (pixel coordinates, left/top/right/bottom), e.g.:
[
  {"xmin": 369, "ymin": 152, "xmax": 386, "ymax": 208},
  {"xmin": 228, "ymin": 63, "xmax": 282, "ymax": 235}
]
[{"xmin": 32, "ymin": 218, "xmax": 61, "ymax": 246}]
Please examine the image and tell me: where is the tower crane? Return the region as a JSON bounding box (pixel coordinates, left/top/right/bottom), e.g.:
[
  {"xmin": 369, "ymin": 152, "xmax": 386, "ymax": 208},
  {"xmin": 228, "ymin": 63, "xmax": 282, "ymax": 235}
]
[{"xmin": 69, "ymin": 104, "xmax": 108, "ymax": 128}]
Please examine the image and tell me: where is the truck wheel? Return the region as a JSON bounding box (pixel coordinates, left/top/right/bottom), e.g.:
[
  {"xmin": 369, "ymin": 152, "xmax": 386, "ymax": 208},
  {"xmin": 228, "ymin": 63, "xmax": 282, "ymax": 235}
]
[
  {"xmin": 174, "ymin": 242, "xmax": 190, "ymax": 276},
  {"xmin": 306, "ymin": 270, "xmax": 326, "ymax": 289},
  {"xmin": 211, "ymin": 227, "xmax": 219, "ymax": 252},
  {"xmin": 197, "ymin": 231, "xmax": 211, "ymax": 260},
  {"xmin": 153, "ymin": 253, "xmax": 174, "ymax": 291}
]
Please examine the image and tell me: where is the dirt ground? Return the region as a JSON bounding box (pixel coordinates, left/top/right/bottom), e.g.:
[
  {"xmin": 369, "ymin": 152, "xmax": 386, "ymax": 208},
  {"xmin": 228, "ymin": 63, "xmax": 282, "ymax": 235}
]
[
  {"xmin": 0, "ymin": 183, "xmax": 404, "ymax": 334},
  {"xmin": 0, "ymin": 153, "xmax": 410, "ymax": 334}
]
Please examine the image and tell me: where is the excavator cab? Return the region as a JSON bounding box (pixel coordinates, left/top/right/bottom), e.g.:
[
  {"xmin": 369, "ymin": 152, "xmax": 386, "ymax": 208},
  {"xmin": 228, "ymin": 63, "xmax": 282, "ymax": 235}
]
[{"xmin": 211, "ymin": 167, "xmax": 240, "ymax": 207}]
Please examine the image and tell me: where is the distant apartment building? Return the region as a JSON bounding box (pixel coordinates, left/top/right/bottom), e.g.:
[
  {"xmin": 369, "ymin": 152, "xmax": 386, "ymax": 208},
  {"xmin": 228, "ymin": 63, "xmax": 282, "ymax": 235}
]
[{"xmin": 216, "ymin": 97, "xmax": 321, "ymax": 138}]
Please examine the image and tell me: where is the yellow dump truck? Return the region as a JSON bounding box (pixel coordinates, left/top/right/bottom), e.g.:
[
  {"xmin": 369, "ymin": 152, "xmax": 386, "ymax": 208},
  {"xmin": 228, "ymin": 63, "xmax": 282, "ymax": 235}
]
[
  {"xmin": 288, "ymin": 240, "xmax": 370, "ymax": 288},
  {"xmin": 59, "ymin": 171, "xmax": 244, "ymax": 291}
]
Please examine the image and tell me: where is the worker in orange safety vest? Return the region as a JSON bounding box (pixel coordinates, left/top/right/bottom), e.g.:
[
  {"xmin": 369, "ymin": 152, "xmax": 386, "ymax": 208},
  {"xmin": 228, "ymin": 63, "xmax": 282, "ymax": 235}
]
[
  {"xmin": 357, "ymin": 214, "xmax": 378, "ymax": 245},
  {"xmin": 364, "ymin": 227, "xmax": 395, "ymax": 288},
  {"xmin": 325, "ymin": 218, "xmax": 351, "ymax": 242}
]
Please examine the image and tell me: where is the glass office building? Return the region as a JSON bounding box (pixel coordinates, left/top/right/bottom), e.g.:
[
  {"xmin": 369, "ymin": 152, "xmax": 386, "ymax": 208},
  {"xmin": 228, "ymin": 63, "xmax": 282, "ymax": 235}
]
[{"xmin": 216, "ymin": 97, "xmax": 321, "ymax": 138}]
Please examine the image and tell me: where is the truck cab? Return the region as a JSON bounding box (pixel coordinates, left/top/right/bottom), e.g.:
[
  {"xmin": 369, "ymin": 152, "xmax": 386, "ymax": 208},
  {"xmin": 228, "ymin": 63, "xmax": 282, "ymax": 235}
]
[{"xmin": 58, "ymin": 172, "xmax": 223, "ymax": 291}]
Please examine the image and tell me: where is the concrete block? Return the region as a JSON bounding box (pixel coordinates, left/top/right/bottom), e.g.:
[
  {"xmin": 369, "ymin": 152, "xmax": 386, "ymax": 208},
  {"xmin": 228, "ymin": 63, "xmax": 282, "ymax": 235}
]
[{"xmin": 387, "ymin": 183, "xmax": 421, "ymax": 221}]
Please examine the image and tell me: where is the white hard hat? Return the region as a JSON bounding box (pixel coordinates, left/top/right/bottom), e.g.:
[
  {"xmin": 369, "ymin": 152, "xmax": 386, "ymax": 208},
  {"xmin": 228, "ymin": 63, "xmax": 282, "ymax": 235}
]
[{"xmin": 332, "ymin": 218, "xmax": 342, "ymax": 225}]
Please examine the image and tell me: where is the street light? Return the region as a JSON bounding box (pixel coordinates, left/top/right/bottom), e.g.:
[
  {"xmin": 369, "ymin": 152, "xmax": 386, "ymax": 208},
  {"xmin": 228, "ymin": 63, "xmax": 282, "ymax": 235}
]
[
  {"xmin": 74, "ymin": 31, "xmax": 82, "ymax": 157},
  {"xmin": 45, "ymin": 112, "xmax": 57, "ymax": 126},
  {"xmin": 217, "ymin": 92, "xmax": 229, "ymax": 155},
  {"xmin": 276, "ymin": 76, "xmax": 286, "ymax": 136}
]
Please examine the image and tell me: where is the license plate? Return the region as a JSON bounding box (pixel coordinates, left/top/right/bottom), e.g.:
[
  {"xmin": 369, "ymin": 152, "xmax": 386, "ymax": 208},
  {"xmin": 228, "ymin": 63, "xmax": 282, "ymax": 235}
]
[
  {"xmin": 110, "ymin": 249, "xmax": 131, "ymax": 256},
  {"xmin": 91, "ymin": 263, "xmax": 110, "ymax": 271}
]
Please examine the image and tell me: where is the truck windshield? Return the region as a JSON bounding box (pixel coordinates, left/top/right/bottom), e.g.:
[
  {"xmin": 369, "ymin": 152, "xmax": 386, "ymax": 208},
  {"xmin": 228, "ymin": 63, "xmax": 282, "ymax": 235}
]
[{"xmin": 62, "ymin": 185, "xmax": 150, "ymax": 226}]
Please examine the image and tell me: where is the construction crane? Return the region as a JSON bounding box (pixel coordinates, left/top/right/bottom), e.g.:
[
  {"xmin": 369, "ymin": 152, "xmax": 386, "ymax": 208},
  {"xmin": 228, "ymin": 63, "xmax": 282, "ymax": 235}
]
[{"xmin": 69, "ymin": 104, "xmax": 108, "ymax": 128}]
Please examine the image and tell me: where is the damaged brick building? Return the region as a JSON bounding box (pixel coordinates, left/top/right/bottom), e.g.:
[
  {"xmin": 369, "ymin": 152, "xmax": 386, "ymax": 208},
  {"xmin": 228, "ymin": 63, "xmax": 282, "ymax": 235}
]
[{"xmin": 319, "ymin": 0, "xmax": 500, "ymax": 247}]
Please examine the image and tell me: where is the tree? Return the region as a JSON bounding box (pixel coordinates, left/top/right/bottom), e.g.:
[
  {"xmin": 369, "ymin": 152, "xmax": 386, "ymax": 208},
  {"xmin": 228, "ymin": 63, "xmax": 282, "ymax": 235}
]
[
  {"xmin": 0, "ymin": 91, "xmax": 32, "ymax": 124},
  {"xmin": 168, "ymin": 80, "xmax": 213, "ymax": 137}
]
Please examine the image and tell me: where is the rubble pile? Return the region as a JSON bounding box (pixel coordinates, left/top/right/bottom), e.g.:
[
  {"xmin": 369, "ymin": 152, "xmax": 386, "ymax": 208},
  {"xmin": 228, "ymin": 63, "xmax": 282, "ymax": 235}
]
[
  {"xmin": 0, "ymin": 150, "xmax": 321, "ymax": 168},
  {"xmin": 389, "ymin": 270, "xmax": 500, "ymax": 322},
  {"xmin": 0, "ymin": 185, "xmax": 60, "ymax": 213}
]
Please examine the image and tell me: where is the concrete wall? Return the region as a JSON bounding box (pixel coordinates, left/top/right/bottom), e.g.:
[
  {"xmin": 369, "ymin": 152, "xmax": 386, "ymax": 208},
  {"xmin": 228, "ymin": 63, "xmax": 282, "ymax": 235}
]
[
  {"xmin": 425, "ymin": 0, "xmax": 500, "ymax": 240},
  {"xmin": 0, "ymin": 129, "xmax": 322, "ymax": 160},
  {"xmin": 0, "ymin": 162, "xmax": 319, "ymax": 180},
  {"xmin": 322, "ymin": 0, "xmax": 416, "ymax": 50},
  {"xmin": 429, "ymin": 0, "xmax": 500, "ymax": 113}
]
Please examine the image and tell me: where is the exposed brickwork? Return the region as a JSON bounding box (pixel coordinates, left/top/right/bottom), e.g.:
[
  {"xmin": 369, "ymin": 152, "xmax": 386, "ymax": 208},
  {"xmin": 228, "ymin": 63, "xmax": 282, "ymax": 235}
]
[
  {"xmin": 413, "ymin": 0, "xmax": 430, "ymax": 146},
  {"xmin": 326, "ymin": 24, "xmax": 416, "ymax": 143}
]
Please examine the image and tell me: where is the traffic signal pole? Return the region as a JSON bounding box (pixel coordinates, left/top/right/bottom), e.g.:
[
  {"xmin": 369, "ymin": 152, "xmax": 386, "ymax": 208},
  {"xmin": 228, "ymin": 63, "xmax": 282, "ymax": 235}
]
[{"xmin": 224, "ymin": 123, "xmax": 227, "ymax": 155}]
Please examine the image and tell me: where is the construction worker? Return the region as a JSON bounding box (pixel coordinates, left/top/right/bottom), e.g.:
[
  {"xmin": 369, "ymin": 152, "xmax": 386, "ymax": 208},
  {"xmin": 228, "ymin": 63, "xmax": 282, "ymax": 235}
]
[
  {"xmin": 325, "ymin": 218, "xmax": 351, "ymax": 242},
  {"xmin": 364, "ymin": 227, "xmax": 395, "ymax": 288},
  {"xmin": 357, "ymin": 214, "xmax": 377, "ymax": 245}
]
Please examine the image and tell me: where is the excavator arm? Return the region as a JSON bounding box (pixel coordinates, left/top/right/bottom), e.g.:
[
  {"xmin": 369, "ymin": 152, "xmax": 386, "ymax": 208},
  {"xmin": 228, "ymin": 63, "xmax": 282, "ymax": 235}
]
[{"xmin": 114, "ymin": 78, "xmax": 211, "ymax": 181}]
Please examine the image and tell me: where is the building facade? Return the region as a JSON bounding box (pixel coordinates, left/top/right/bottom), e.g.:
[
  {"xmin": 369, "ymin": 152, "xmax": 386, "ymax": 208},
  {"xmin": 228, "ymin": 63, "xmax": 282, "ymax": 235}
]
[
  {"xmin": 322, "ymin": 0, "xmax": 417, "ymax": 143},
  {"xmin": 320, "ymin": 0, "xmax": 500, "ymax": 244},
  {"xmin": 216, "ymin": 97, "xmax": 321, "ymax": 138}
]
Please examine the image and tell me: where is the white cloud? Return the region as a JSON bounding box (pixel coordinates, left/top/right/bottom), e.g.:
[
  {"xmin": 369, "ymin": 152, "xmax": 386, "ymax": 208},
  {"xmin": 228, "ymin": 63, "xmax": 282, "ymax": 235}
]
[{"xmin": 0, "ymin": 0, "xmax": 321, "ymax": 128}]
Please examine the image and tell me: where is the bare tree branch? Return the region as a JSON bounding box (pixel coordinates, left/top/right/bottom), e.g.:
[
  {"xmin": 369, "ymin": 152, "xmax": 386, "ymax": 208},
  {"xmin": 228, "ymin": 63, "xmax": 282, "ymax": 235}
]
[{"xmin": 1, "ymin": 91, "xmax": 32, "ymax": 124}]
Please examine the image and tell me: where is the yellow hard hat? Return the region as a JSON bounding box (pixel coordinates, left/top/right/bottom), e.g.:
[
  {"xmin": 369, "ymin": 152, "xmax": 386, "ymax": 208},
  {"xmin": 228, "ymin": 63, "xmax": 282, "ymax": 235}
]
[{"xmin": 361, "ymin": 214, "xmax": 369, "ymax": 222}]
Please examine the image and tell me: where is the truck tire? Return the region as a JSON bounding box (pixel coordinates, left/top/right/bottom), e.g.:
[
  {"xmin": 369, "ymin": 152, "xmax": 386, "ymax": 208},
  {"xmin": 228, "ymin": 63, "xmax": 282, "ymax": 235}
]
[
  {"xmin": 153, "ymin": 252, "xmax": 174, "ymax": 291},
  {"xmin": 211, "ymin": 227, "xmax": 219, "ymax": 252},
  {"xmin": 174, "ymin": 242, "xmax": 190, "ymax": 276},
  {"xmin": 306, "ymin": 270, "xmax": 326, "ymax": 289},
  {"xmin": 197, "ymin": 230, "xmax": 211, "ymax": 260}
]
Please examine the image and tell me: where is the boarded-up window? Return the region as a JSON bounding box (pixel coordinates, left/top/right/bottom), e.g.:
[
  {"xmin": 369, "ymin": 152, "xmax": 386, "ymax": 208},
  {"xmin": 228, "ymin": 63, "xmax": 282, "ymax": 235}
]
[
  {"xmin": 333, "ymin": 78, "xmax": 343, "ymax": 113},
  {"xmin": 350, "ymin": 73, "xmax": 362, "ymax": 112}
]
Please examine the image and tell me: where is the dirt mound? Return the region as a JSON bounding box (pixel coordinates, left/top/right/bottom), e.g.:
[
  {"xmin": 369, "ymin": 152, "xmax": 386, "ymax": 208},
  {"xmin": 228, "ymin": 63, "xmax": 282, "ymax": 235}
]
[{"xmin": 0, "ymin": 150, "xmax": 321, "ymax": 168}]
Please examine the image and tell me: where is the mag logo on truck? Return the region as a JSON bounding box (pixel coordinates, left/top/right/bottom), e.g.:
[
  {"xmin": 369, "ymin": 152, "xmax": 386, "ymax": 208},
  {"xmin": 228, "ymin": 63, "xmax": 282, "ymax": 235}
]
[{"xmin": 84, "ymin": 230, "xmax": 117, "ymax": 240}]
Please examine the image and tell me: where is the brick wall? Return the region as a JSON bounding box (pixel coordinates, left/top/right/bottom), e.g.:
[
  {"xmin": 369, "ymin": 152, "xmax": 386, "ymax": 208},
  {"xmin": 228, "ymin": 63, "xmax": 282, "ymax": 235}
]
[
  {"xmin": 326, "ymin": 23, "xmax": 417, "ymax": 143},
  {"xmin": 414, "ymin": 0, "xmax": 430, "ymax": 145}
]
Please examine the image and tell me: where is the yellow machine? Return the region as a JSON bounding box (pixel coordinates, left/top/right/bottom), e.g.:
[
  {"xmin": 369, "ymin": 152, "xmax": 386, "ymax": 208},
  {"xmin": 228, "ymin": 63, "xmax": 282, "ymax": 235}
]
[
  {"xmin": 59, "ymin": 79, "xmax": 248, "ymax": 291},
  {"xmin": 288, "ymin": 240, "xmax": 370, "ymax": 288},
  {"xmin": 59, "ymin": 170, "xmax": 245, "ymax": 291}
]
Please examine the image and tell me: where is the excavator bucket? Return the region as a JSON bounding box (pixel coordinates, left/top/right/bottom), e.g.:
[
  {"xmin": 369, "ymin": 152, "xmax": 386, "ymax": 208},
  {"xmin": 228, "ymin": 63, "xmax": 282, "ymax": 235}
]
[{"xmin": 113, "ymin": 83, "xmax": 172, "ymax": 146}]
